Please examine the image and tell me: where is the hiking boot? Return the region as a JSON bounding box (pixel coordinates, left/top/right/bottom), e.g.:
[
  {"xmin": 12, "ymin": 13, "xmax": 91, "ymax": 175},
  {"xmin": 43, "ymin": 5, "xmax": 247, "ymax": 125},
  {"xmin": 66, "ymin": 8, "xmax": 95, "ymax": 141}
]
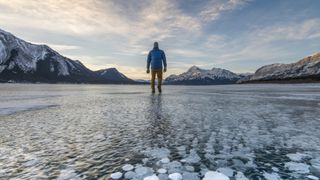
[{"xmin": 158, "ymin": 86, "xmax": 162, "ymax": 93}]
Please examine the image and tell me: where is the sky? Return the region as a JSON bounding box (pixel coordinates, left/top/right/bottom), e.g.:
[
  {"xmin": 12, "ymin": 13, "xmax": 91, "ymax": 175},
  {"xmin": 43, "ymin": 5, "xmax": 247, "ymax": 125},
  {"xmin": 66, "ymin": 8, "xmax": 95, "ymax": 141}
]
[{"xmin": 0, "ymin": 0, "xmax": 320, "ymax": 79}]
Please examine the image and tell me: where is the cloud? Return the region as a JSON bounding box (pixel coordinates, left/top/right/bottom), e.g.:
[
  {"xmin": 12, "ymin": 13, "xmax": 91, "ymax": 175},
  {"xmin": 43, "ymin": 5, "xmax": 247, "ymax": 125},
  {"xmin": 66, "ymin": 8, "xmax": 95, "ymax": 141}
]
[{"xmin": 200, "ymin": 0, "xmax": 250, "ymax": 22}]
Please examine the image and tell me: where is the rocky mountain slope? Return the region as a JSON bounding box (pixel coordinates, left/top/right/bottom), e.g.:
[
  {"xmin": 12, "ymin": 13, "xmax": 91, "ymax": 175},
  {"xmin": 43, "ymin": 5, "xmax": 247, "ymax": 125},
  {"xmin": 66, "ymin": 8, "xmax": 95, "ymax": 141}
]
[
  {"xmin": 94, "ymin": 68, "xmax": 134, "ymax": 83},
  {"xmin": 0, "ymin": 29, "xmax": 133, "ymax": 83},
  {"xmin": 165, "ymin": 66, "xmax": 241, "ymax": 85},
  {"xmin": 238, "ymin": 53, "xmax": 320, "ymax": 83}
]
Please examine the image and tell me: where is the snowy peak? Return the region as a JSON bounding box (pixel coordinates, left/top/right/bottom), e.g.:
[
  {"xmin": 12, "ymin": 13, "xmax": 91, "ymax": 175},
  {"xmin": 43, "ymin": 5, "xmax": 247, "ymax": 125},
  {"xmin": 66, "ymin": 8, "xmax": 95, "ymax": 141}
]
[
  {"xmin": 187, "ymin": 65, "xmax": 201, "ymax": 72},
  {"xmin": 0, "ymin": 28, "xmax": 133, "ymax": 84},
  {"xmin": 94, "ymin": 68, "xmax": 133, "ymax": 83},
  {"xmin": 165, "ymin": 66, "xmax": 241, "ymax": 85},
  {"xmin": 239, "ymin": 52, "xmax": 320, "ymax": 83}
]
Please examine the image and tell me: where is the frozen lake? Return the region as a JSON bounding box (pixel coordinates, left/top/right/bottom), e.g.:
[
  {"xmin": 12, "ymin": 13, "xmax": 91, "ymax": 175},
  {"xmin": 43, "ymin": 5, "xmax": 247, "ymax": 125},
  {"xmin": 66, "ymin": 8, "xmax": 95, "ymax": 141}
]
[{"xmin": 0, "ymin": 84, "xmax": 320, "ymax": 179}]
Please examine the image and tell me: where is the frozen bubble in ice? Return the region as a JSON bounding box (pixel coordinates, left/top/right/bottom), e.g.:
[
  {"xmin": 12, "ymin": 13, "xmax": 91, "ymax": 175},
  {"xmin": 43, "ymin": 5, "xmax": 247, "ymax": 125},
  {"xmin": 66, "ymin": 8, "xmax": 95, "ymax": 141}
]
[
  {"xmin": 144, "ymin": 174, "xmax": 159, "ymax": 180},
  {"xmin": 124, "ymin": 171, "xmax": 136, "ymax": 179},
  {"xmin": 272, "ymin": 167, "xmax": 279, "ymax": 172},
  {"xmin": 203, "ymin": 171, "xmax": 230, "ymax": 180},
  {"xmin": 285, "ymin": 162, "xmax": 310, "ymax": 174},
  {"xmin": 110, "ymin": 172, "xmax": 122, "ymax": 179},
  {"xmin": 182, "ymin": 172, "xmax": 199, "ymax": 180},
  {"xmin": 286, "ymin": 153, "xmax": 310, "ymax": 162},
  {"xmin": 57, "ymin": 169, "xmax": 79, "ymax": 180},
  {"xmin": 180, "ymin": 149, "xmax": 201, "ymax": 164},
  {"xmin": 122, "ymin": 164, "xmax": 134, "ymax": 171},
  {"xmin": 168, "ymin": 173, "xmax": 182, "ymax": 180},
  {"xmin": 143, "ymin": 148, "xmax": 170, "ymax": 159},
  {"xmin": 143, "ymin": 158, "xmax": 149, "ymax": 164},
  {"xmin": 217, "ymin": 167, "xmax": 234, "ymax": 177},
  {"xmin": 163, "ymin": 161, "xmax": 183, "ymax": 173},
  {"xmin": 263, "ymin": 172, "xmax": 281, "ymax": 180},
  {"xmin": 158, "ymin": 168, "xmax": 167, "ymax": 174},
  {"xmin": 235, "ymin": 171, "xmax": 248, "ymax": 180},
  {"xmin": 160, "ymin": 157, "xmax": 170, "ymax": 164},
  {"xmin": 307, "ymin": 175, "xmax": 319, "ymax": 180},
  {"xmin": 135, "ymin": 166, "xmax": 153, "ymax": 177},
  {"xmin": 185, "ymin": 165, "xmax": 195, "ymax": 172}
]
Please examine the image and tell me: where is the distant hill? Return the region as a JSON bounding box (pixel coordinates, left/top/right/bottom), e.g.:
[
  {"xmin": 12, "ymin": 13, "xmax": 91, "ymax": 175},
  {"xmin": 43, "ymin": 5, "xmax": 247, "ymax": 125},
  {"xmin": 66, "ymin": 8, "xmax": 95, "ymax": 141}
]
[
  {"xmin": 238, "ymin": 52, "xmax": 320, "ymax": 83},
  {"xmin": 165, "ymin": 66, "xmax": 241, "ymax": 85},
  {"xmin": 0, "ymin": 28, "xmax": 134, "ymax": 84}
]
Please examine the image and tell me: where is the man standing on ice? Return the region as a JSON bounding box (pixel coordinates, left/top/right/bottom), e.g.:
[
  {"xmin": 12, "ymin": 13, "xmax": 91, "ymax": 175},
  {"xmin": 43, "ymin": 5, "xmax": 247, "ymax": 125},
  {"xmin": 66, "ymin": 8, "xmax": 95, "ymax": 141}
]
[{"xmin": 146, "ymin": 42, "xmax": 167, "ymax": 93}]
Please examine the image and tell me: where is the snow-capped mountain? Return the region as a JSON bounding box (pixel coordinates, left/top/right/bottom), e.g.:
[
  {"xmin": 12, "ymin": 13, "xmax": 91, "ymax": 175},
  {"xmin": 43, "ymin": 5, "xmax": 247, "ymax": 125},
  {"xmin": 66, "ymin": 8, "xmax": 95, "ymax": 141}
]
[
  {"xmin": 0, "ymin": 28, "xmax": 133, "ymax": 83},
  {"xmin": 165, "ymin": 66, "xmax": 241, "ymax": 85},
  {"xmin": 238, "ymin": 52, "xmax": 320, "ymax": 83},
  {"xmin": 94, "ymin": 68, "xmax": 134, "ymax": 83}
]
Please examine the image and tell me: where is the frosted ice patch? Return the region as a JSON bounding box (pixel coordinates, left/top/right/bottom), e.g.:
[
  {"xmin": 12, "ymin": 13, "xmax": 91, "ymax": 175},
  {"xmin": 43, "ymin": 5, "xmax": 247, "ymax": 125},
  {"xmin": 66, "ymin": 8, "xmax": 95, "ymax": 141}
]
[
  {"xmin": 286, "ymin": 153, "xmax": 310, "ymax": 161},
  {"xmin": 263, "ymin": 172, "xmax": 281, "ymax": 180},
  {"xmin": 168, "ymin": 173, "xmax": 182, "ymax": 180},
  {"xmin": 122, "ymin": 164, "xmax": 134, "ymax": 171},
  {"xmin": 203, "ymin": 171, "xmax": 230, "ymax": 180},
  {"xmin": 110, "ymin": 172, "xmax": 122, "ymax": 179},
  {"xmin": 285, "ymin": 162, "xmax": 310, "ymax": 174},
  {"xmin": 144, "ymin": 174, "xmax": 159, "ymax": 180}
]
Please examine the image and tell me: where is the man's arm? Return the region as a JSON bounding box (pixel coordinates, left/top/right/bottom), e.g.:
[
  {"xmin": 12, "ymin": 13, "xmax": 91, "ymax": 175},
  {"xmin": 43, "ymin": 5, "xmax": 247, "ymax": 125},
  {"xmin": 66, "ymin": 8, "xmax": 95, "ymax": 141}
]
[
  {"xmin": 147, "ymin": 51, "xmax": 151, "ymax": 73},
  {"xmin": 162, "ymin": 51, "xmax": 167, "ymax": 72}
]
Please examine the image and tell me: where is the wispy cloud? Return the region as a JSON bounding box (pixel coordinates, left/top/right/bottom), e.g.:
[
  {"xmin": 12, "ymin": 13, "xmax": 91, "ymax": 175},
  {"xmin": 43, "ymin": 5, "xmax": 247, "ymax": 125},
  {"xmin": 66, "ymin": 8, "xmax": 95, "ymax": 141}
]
[{"xmin": 200, "ymin": 0, "xmax": 250, "ymax": 22}]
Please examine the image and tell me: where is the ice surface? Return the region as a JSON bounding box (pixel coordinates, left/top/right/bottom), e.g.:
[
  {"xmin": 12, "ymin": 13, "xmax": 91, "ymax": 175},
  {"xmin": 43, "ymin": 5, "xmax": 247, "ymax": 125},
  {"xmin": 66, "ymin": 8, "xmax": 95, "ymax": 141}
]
[{"xmin": 0, "ymin": 84, "xmax": 320, "ymax": 179}]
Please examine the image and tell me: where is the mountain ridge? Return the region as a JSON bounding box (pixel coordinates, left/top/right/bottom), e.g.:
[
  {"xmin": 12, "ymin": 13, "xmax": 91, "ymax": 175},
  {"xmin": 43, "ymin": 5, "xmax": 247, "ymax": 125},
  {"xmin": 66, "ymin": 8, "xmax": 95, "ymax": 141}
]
[
  {"xmin": 165, "ymin": 66, "xmax": 241, "ymax": 85},
  {"xmin": 238, "ymin": 52, "xmax": 320, "ymax": 83},
  {"xmin": 0, "ymin": 28, "xmax": 134, "ymax": 84}
]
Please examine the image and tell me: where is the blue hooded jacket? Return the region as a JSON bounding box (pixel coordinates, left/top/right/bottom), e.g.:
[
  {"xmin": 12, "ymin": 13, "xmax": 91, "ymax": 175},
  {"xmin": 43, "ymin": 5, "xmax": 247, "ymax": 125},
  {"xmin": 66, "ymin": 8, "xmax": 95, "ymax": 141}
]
[{"xmin": 147, "ymin": 47, "xmax": 167, "ymax": 70}]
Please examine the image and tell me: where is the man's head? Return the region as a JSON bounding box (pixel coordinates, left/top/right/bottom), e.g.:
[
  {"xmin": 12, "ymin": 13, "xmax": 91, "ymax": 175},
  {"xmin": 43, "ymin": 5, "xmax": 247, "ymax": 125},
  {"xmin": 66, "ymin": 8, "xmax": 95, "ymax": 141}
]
[{"xmin": 153, "ymin": 42, "xmax": 159, "ymax": 48}]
